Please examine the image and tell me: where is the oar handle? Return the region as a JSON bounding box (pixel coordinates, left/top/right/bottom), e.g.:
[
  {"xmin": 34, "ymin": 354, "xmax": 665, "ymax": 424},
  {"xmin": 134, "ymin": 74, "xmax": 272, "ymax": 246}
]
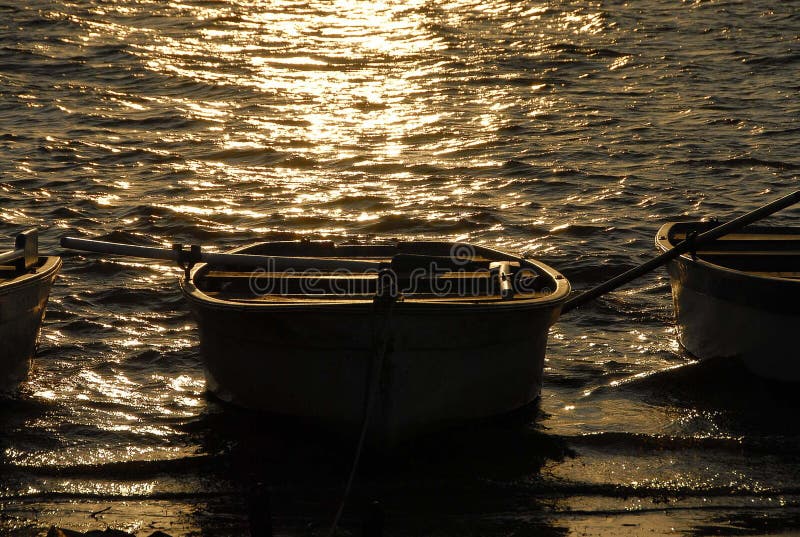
[
  {"xmin": 61, "ymin": 237, "xmax": 180, "ymax": 262},
  {"xmin": 60, "ymin": 237, "xmax": 382, "ymax": 272},
  {"xmin": 561, "ymin": 189, "xmax": 800, "ymax": 314}
]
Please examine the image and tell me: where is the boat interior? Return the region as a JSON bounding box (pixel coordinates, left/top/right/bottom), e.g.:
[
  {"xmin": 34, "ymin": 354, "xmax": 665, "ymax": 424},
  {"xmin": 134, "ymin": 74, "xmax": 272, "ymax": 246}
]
[
  {"xmin": 193, "ymin": 240, "xmax": 558, "ymax": 302},
  {"xmin": 0, "ymin": 259, "xmax": 49, "ymax": 284},
  {"xmin": 663, "ymin": 222, "xmax": 800, "ymax": 276}
]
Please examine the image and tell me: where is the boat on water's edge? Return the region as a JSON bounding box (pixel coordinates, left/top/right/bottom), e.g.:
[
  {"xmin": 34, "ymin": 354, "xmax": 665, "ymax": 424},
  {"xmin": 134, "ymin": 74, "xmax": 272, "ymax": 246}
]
[
  {"xmin": 0, "ymin": 231, "xmax": 61, "ymax": 391},
  {"xmin": 657, "ymin": 221, "xmax": 800, "ymax": 382},
  {"xmin": 180, "ymin": 240, "xmax": 570, "ymax": 446}
]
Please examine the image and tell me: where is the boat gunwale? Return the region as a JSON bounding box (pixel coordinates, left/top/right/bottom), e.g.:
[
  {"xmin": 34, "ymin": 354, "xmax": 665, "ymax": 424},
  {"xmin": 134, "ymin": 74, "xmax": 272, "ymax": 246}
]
[
  {"xmin": 181, "ymin": 241, "xmax": 570, "ymax": 312},
  {"xmin": 655, "ymin": 221, "xmax": 800, "ymax": 285},
  {"xmin": 0, "ymin": 256, "xmax": 62, "ymax": 295}
]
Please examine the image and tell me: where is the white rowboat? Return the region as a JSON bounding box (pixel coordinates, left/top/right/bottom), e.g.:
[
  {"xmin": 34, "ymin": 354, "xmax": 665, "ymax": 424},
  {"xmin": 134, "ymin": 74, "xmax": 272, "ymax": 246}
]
[
  {"xmin": 0, "ymin": 230, "xmax": 61, "ymax": 391},
  {"xmin": 657, "ymin": 222, "xmax": 800, "ymax": 382},
  {"xmin": 179, "ymin": 240, "xmax": 570, "ymax": 445}
]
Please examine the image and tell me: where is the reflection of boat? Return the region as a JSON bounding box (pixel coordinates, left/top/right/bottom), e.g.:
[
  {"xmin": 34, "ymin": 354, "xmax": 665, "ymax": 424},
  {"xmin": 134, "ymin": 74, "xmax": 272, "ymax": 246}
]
[
  {"xmin": 657, "ymin": 222, "xmax": 800, "ymax": 382},
  {"xmin": 0, "ymin": 230, "xmax": 61, "ymax": 390},
  {"xmin": 180, "ymin": 240, "xmax": 570, "ymax": 444}
]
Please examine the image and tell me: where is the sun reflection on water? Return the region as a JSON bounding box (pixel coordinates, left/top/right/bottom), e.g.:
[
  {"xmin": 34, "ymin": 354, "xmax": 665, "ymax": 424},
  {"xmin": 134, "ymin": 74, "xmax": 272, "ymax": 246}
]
[{"xmin": 24, "ymin": 0, "xmax": 618, "ymax": 247}]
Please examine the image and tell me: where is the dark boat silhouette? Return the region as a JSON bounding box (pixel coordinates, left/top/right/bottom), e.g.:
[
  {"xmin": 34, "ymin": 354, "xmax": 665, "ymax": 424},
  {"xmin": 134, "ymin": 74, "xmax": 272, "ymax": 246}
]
[{"xmin": 0, "ymin": 230, "xmax": 60, "ymax": 391}]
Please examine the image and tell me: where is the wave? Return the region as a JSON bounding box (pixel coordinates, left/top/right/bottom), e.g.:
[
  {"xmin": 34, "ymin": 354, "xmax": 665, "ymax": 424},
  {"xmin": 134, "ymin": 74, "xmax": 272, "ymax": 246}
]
[
  {"xmin": 2, "ymin": 454, "xmax": 219, "ymax": 479},
  {"xmin": 563, "ymin": 430, "xmax": 798, "ymax": 456},
  {"xmin": 202, "ymin": 148, "xmax": 319, "ymax": 169},
  {"xmin": 544, "ymin": 43, "xmax": 629, "ymax": 59},
  {"xmin": 358, "ymin": 214, "xmax": 485, "ymax": 234},
  {"xmin": 743, "ymin": 53, "xmax": 800, "ymax": 67},
  {"xmin": 675, "ymin": 156, "xmax": 800, "ymax": 171}
]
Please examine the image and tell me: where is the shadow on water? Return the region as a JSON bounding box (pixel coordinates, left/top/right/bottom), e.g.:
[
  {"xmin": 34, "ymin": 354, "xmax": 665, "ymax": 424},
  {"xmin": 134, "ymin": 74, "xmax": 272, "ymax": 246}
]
[
  {"xmin": 561, "ymin": 358, "xmax": 800, "ymax": 537},
  {"xmin": 580, "ymin": 355, "xmax": 800, "ymax": 481},
  {"xmin": 184, "ymin": 400, "xmax": 574, "ymax": 536},
  {"xmin": 0, "ymin": 394, "xmax": 59, "ymax": 533},
  {"xmin": 0, "ymin": 393, "xmax": 55, "ymax": 459},
  {"xmin": 607, "ymin": 356, "xmax": 800, "ymax": 436},
  {"xmin": 687, "ymin": 510, "xmax": 800, "ymax": 537}
]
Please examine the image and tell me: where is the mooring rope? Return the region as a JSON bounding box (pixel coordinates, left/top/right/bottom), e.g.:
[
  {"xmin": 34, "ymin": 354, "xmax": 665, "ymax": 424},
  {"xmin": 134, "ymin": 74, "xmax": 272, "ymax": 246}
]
[{"xmin": 327, "ymin": 292, "xmax": 396, "ymax": 537}]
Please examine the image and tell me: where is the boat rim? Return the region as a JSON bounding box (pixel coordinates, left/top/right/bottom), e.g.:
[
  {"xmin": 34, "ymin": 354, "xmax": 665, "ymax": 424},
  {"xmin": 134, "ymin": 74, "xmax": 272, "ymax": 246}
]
[
  {"xmin": 181, "ymin": 240, "xmax": 570, "ymax": 311},
  {"xmin": 655, "ymin": 221, "xmax": 800, "ymax": 284},
  {"xmin": 0, "ymin": 256, "xmax": 62, "ymax": 295}
]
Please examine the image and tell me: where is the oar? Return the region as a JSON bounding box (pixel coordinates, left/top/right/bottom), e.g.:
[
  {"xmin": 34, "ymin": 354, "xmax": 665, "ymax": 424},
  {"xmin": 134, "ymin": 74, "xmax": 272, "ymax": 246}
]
[
  {"xmin": 59, "ymin": 236, "xmax": 382, "ymax": 272},
  {"xmin": 561, "ymin": 189, "xmax": 800, "ymax": 314}
]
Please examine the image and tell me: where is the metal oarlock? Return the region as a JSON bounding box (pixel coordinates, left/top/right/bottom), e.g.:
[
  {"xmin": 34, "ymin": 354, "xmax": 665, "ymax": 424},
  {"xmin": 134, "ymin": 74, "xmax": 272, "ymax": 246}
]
[{"xmin": 172, "ymin": 243, "xmax": 202, "ymax": 281}]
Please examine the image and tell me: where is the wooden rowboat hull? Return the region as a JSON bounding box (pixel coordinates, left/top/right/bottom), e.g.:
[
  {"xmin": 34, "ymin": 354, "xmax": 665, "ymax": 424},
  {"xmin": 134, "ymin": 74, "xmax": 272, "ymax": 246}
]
[
  {"xmin": 183, "ymin": 297, "xmax": 560, "ymax": 444},
  {"xmin": 657, "ymin": 222, "xmax": 800, "ymax": 381},
  {"xmin": 181, "ymin": 241, "xmax": 569, "ymax": 445},
  {"xmin": 0, "ymin": 256, "xmax": 61, "ymax": 391}
]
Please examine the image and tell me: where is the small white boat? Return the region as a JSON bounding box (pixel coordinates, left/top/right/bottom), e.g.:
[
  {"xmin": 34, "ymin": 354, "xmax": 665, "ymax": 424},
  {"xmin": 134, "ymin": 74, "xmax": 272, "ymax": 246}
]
[
  {"xmin": 656, "ymin": 222, "xmax": 800, "ymax": 381},
  {"xmin": 0, "ymin": 230, "xmax": 61, "ymax": 391},
  {"xmin": 179, "ymin": 240, "xmax": 570, "ymax": 445}
]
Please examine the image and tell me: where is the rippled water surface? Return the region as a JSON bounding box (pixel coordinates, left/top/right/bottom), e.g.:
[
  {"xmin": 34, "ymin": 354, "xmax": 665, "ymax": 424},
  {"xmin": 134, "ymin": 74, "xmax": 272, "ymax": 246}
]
[{"xmin": 1, "ymin": 0, "xmax": 799, "ymax": 535}]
